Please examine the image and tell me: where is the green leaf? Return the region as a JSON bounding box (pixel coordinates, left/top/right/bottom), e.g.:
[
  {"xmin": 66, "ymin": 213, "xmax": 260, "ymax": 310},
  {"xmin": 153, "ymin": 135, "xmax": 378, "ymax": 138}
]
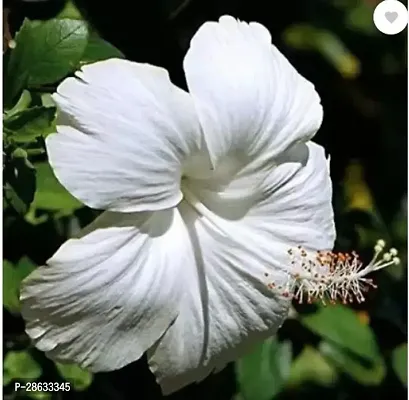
[
  {"xmin": 3, "ymin": 258, "xmax": 36, "ymax": 313},
  {"xmin": 4, "ymin": 350, "xmax": 42, "ymax": 381},
  {"xmin": 391, "ymin": 343, "xmax": 407, "ymax": 386},
  {"xmin": 32, "ymin": 162, "xmax": 82, "ymax": 213},
  {"xmin": 319, "ymin": 341, "xmax": 386, "ymax": 385},
  {"xmin": 301, "ymin": 290, "xmax": 385, "ymax": 386},
  {"xmin": 345, "ymin": 3, "xmax": 378, "ymax": 35},
  {"xmin": 57, "ymin": 0, "xmax": 83, "ymax": 19},
  {"xmin": 28, "ymin": 392, "xmax": 52, "ymax": 400},
  {"xmin": 3, "ymin": 261, "xmax": 20, "ymax": 313},
  {"xmin": 4, "ymin": 149, "xmax": 36, "ymax": 214},
  {"xmin": 301, "ymin": 305, "xmax": 381, "ymax": 363},
  {"xmin": 55, "ymin": 363, "xmax": 93, "ymax": 391},
  {"xmin": 283, "ymin": 25, "xmax": 360, "ymax": 79},
  {"xmin": 282, "ymin": 24, "xmax": 317, "ymax": 50},
  {"xmin": 80, "ymin": 33, "xmax": 124, "ymax": 65},
  {"xmin": 4, "ymin": 106, "xmax": 56, "ymax": 143},
  {"xmin": 287, "ymin": 346, "xmax": 338, "ymax": 387},
  {"xmin": 4, "ymin": 90, "xmax": 32, "ymax": 117},
  {"xmin": 41, "ymin": 93, "xmax": 56, "ymax": 108},
  {"xmin": 6, "ymin": 18, "xmax": 88, "ymax": 103},
  {"xmin": 3, "ymin": 370, "xmax": 12, "ymax": 386},
  {"xmin": 236, "ymin": 337, "xmax": 292, "ymax": 400}
]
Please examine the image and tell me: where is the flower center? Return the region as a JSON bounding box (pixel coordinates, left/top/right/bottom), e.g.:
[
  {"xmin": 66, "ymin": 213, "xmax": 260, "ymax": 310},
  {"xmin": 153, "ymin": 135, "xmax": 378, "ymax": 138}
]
[{"xmin": 181, "ymin": 150, "xmax": 249, "ymax": 192}]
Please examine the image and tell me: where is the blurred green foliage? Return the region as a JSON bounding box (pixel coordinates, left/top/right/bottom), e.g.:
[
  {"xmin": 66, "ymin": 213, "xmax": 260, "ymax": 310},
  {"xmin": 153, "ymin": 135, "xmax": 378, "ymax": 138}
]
[{"xmin": 3, "ymin": 0, "xmax": 407, "ymax": 399}]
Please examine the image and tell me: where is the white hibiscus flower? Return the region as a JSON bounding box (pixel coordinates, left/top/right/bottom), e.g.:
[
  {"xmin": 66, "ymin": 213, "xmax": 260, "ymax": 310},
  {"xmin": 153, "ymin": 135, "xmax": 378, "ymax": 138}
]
[{"xmin": 19, "ymin": 15, "xmax": 398, "ymax": 395}]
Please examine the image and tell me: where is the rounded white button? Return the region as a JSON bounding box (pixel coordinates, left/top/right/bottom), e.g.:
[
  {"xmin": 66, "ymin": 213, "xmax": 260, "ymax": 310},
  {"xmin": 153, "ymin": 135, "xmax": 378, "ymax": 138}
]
[{"xmin": 373, "ymin": 0, "xmax": 408, "ymax": 35}]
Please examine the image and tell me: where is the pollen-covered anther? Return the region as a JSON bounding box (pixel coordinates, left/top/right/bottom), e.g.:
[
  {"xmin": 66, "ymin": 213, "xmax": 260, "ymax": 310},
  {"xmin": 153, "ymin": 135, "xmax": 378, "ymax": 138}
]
[{"xmin": 265, "ymin": 240, "xmax": 400, "ymax": 305}]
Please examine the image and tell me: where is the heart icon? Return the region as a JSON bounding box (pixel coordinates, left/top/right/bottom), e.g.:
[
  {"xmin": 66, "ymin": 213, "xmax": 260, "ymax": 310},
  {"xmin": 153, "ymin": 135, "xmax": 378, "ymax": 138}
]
[
  {"xmin": 385, "ymin": 11, "xmax": 398, "ymax": 23},
  {"xmin": 374, "ymin": 1, "xmax": 408, "ymax": 35}
]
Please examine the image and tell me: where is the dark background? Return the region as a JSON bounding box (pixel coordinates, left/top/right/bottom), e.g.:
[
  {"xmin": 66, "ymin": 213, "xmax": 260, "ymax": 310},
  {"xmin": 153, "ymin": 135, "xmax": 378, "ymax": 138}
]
[{"xmin": 3, "ymin": 0, "xmax": 408, "ymax": 399}]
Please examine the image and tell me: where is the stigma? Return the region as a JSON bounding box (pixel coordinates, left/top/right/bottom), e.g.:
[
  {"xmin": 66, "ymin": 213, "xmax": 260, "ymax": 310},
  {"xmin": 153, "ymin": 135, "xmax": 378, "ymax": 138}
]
[{"xmin": 265, "ymin": 240, "xmax": 400, "ymax": 305}]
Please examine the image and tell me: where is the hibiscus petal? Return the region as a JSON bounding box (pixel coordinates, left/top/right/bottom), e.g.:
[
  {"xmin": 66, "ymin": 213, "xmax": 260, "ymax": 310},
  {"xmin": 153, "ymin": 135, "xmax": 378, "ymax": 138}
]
[
  {"xmin": 148, "ymin": 200, "xmax": 292, "ymax": 395},
  {"xmin": 148, "ymin": 141, "xmax": 335, "ymax": 394},
  {"xmin": 246, "ymin": 141, "xmax": 335, "ymax": 250},
  {"xmin": 48, "ymin": 59, "xmax": 202, "ymax": 212},
  {"xmin": 195, "ymin": 141, "xmax": 335, "ymax": 250},
  {"xmin": 183, "ymin": 16, "xmax": 323, "ymax": 169},
  {"xmin": 20, "ymin": 209, "xmax": 193, "ymax": 371}
]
